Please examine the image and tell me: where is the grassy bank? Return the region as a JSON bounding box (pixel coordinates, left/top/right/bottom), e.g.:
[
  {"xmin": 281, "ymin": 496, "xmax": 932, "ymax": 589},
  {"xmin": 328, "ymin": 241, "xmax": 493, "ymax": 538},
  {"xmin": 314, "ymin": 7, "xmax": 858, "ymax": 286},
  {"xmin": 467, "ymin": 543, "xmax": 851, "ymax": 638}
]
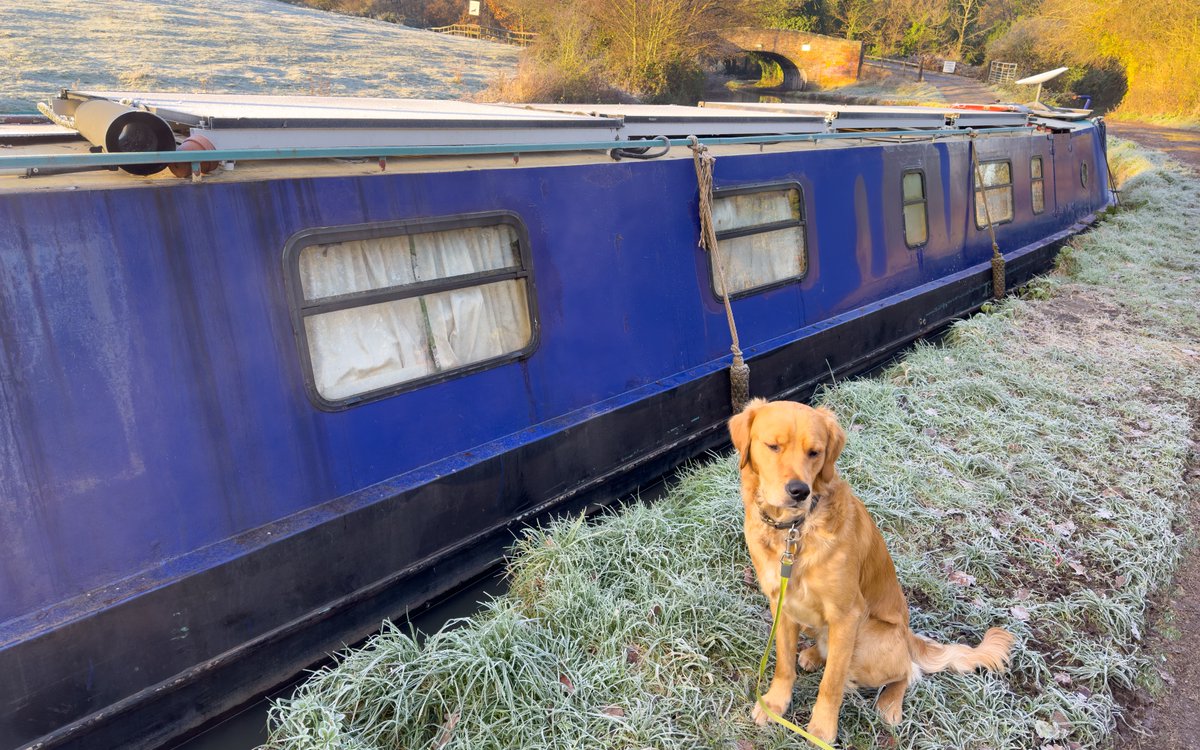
[
  {"xmin": 262, "ymin": 142, "xmax": 1200, "ymax": 750},
  {"xmin": 0, "ymin": 0, "xmax": 519, "ymax": 112}
]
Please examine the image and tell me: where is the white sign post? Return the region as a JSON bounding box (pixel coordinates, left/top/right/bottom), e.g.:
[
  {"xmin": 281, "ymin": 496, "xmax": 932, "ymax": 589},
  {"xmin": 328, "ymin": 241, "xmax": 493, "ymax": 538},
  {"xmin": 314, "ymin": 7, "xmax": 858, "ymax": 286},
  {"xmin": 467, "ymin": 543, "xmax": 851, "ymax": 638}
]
[{"xmin": 468, "ymin": 1, "xmax": 480, "ymax": 16}]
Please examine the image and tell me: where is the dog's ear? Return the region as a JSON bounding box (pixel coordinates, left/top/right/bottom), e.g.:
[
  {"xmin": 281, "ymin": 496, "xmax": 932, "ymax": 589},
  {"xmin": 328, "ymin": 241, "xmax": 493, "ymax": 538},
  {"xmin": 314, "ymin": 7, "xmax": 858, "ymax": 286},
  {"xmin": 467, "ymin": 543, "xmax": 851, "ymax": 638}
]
[
  {"xmin": 728, "ymin": 398, "xmax": 767, "ymax": 470},
  {"xmin": 815, "ymin": 406, "xmax": 846, "ymax": 486}
]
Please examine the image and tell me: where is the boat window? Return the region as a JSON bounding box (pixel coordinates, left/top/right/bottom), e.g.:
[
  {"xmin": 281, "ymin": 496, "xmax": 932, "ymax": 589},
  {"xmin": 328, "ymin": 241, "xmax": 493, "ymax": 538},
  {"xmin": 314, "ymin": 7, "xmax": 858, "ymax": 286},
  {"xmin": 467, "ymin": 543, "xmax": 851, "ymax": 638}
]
[
  {"xmin": 710, "ymin": 183, "xmax": 807, "ymax": 297},
  {"xmin": 974, "ymin": 159, "xmax": 1014, "ymax": 228},
  {"xmin": 1031, "ymin": 156, "xmax": 1045, "ymax": 214},
  {"xmin": 902, "ymin": 170, "xmax": 928, "ymax": 247},
  {"xmin": 285, "ymin": 213, "xmax": 535, "ymax": 408},
  {"xmin": 1081, "ymin": 160, "xmax": 1089, "ymax": 188}
]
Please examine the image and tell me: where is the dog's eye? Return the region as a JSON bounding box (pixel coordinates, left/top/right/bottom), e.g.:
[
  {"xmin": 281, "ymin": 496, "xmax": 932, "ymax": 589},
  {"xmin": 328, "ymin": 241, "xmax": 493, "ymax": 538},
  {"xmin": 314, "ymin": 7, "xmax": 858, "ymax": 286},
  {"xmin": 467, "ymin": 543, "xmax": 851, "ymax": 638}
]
[
  {"xmin": 765, "ymin": 443, "xmax": 781, "ymax": 453},
  {"xmin": 808, "ymin": 449, "xmax": 821, "ymax": 458}
]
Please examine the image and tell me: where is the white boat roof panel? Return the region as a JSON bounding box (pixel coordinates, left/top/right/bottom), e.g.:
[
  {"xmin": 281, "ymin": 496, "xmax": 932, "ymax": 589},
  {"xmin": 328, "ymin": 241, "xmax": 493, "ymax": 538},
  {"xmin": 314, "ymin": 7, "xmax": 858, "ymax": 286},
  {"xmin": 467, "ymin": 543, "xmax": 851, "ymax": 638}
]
[
  {"xmin": 68, "ymin": 91, "xmax": 623, "ymax": 146},
  {"xmin": 0, "ymin": 123, "xmax": 80, "ymax": 143},
  {"xmin": 700, "ymin": 100, "xmax": 1031, "ymax": 129},
  {"xmin": 513, "ymin": 103, "xmax": 828, "ymax": 136},
  {"xmin": 701, "ymin": 101, "xmax": 947, "ymax": 129},
  {"xmin": 72, "ymin": 91, "xmax": 616, "ymax": 128}
]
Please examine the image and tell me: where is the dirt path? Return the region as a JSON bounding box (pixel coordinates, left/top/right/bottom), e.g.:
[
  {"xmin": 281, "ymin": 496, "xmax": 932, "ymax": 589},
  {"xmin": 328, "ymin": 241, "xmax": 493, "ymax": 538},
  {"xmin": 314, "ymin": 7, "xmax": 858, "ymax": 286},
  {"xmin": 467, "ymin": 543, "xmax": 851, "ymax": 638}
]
[
  {"xmin": 864, "ymin": 60, "xmax": 1002, "ymax": 103},
  {"xmin": 1108, "ymin": 121, "xmax": 1200, "ymax": 170},
  {"xmin": 921, "ymin": 69, "xmax": 1001, "ymax": 103},
  {"xmin": 1122, "ymin": 437, "xmax": 1200, "ymax": 750}
]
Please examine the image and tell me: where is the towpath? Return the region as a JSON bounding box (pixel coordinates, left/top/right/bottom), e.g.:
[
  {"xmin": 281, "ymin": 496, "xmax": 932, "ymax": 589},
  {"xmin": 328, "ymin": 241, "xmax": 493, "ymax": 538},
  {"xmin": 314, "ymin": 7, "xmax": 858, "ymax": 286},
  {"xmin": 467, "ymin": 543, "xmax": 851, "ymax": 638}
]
[
  {"xmin": 1107, "ymin": 119, "xmax": 1200, "ymax": 750},
  {"xmin": 1108, "ymin": 121, "xmax": 1200, "ymax": 170},
  {"xmin": 865, "ymin": 59, "xmax": 1001, "ymax": 103}
]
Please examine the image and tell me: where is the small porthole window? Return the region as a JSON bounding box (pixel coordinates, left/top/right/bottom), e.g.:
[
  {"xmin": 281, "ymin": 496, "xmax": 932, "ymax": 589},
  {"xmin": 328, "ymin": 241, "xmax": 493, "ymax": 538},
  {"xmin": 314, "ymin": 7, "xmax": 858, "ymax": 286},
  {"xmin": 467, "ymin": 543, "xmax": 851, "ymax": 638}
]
[
  {"xmin": 285, "ymin": 213, "xmax": 536, "ymax": 408},
  {"xmin": 902, "ymin": 170, "xmax": 928, "ymax": 247},
  {"xmin": 709, "ymin": 183, "xmax": 808, "ymax": 298},
  {"xmin": 1081, "ymin": 161, "xmax": 1089, "ymax": 188},
  {"xmin": 1031, "ymin": 156, "xmax": 1045, "ymax": 214}
]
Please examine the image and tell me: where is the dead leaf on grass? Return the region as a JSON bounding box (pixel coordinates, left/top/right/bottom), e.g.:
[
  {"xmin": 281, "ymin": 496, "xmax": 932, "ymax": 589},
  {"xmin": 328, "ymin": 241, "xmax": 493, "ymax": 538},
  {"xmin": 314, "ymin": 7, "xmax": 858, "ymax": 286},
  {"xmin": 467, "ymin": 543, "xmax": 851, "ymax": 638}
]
[
  {"xmin": 948, "ymin": 570, "xmax": 977, "ymax": 586},
  {"xmin": 1050, "ymin": 520, "xmax": 1076, "ymax": 537}
]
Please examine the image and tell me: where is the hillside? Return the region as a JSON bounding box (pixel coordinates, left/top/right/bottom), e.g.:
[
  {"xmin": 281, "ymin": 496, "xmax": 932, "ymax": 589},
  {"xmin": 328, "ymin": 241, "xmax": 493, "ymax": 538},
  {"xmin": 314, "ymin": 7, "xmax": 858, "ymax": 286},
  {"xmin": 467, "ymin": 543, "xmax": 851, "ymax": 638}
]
[{"xmin": 0, "ymin": 0, "xmax": 519, "ymax": 112}]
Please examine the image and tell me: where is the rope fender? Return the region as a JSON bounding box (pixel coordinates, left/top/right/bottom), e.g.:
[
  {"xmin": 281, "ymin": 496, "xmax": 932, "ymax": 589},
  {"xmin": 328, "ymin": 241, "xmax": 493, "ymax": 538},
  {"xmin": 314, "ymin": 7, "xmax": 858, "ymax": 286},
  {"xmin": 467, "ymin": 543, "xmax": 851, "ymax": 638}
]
[{"xmin": 969, "ymin": 130, "xmax": 1006, "ymax": 300}]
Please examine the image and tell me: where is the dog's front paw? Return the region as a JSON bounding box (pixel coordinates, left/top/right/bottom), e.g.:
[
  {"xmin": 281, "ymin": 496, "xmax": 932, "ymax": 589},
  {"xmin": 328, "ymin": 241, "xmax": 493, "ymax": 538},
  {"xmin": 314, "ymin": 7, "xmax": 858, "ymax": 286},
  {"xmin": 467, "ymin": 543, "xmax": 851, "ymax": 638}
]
[
  {"xmin": 806, "ymin": 715, "xmax": 838, "ymax": 745},
  {"xmin": 751, "ymin": 688, "xmax": 792, "ymax": 726},
  {"xmin": 797, "ymin": 645, "xmax": 825, "ymax": 672}
]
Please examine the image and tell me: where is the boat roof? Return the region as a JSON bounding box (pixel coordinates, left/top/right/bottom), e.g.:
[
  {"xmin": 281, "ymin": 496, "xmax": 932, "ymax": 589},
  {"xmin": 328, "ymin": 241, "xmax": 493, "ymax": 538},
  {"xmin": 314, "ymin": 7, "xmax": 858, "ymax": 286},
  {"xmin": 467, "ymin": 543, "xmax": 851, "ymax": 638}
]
[
  {"xmin": 516, "ymin": 103, "xmax": 828, "ymax": 137},
  {"xmin": 61, "ymin": 91, "xmax": 624, "ymax": 149},
  {"xmin": 699, "ymin": 100, "xmax": 1038, "ymax": 129},
  {"xmin": 0, "ymin": 91, "xmax": 1094, "ymax": 192}
]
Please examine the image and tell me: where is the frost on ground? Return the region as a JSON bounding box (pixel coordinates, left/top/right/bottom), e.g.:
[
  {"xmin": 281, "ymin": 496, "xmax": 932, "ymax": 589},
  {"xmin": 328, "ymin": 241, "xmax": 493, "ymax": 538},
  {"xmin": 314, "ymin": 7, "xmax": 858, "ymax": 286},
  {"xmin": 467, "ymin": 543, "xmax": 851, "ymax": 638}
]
[
  {"xmin": 263, "ymin": 142, "xmax": 1199, "ymax": 750},
  {"xmin": 0, "ymin": 0, "xmax": 519, "ymax": 112}
]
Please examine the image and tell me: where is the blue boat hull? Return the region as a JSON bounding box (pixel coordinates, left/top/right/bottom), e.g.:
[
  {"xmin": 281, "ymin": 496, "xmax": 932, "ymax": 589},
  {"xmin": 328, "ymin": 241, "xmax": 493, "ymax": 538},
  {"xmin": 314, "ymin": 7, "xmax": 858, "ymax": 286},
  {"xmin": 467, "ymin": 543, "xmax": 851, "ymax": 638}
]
[{"xmin": 0, "ymin": 125, "xmax": 1112, "ymax": 749}]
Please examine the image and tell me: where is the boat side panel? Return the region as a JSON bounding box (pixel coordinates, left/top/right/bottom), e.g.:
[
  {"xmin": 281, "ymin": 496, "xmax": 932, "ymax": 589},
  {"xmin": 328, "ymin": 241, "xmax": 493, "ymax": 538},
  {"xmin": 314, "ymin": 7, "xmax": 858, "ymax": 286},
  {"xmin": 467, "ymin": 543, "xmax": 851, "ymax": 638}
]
[{"xmin": 0, "ymin": 128, "xmax": 1109, "ymax": 625}]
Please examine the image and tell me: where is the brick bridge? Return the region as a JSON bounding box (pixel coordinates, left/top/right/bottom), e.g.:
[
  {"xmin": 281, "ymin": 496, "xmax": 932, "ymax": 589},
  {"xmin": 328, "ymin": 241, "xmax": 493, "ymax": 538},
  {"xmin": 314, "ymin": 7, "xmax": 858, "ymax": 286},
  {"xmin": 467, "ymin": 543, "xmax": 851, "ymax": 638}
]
[{"xmin": 722, "ymin": 28, "xmax": 864, "ymax": 90}]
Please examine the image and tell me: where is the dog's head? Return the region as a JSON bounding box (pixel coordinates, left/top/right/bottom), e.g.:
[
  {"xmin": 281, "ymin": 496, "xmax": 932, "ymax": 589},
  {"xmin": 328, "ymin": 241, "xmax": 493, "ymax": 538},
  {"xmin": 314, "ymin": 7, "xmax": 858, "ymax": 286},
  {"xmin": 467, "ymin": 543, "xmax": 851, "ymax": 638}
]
[{"xmin": 728, "ymin": 399, "xmax": 846, "ymax": 524}]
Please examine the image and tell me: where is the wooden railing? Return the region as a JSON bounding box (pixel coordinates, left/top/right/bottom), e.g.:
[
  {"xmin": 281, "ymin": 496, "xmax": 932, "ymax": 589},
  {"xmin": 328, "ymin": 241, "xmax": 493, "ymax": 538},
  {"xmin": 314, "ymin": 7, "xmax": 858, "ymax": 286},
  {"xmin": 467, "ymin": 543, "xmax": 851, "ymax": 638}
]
[{"xmin": 431, "ymin": 24, "xmax": 537, "ymax": 47}]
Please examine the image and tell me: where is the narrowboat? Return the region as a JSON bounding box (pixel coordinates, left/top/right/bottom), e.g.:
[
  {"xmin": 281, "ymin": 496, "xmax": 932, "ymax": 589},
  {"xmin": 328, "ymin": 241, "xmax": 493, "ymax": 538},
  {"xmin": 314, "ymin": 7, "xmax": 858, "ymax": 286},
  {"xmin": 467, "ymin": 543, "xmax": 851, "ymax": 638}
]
[{"xmin": 0, "ymin": 91, "xmax": 1113, "ymax": 750}]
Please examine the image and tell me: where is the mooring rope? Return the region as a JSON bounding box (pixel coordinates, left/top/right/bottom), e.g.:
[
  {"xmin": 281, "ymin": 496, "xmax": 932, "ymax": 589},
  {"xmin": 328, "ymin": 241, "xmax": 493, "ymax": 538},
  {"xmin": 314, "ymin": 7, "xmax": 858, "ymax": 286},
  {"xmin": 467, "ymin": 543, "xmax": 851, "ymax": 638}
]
[
  {"xmin": 688, "ymin": 136, "xmax": 751, "ymax": 413},
  {"xmin": 969, "ymin": 131, "xmax": 1006, "ymax": 299},
  {"xmin": 1103, "ymin": 143, "xmax": 1122, "ymax": 207}
]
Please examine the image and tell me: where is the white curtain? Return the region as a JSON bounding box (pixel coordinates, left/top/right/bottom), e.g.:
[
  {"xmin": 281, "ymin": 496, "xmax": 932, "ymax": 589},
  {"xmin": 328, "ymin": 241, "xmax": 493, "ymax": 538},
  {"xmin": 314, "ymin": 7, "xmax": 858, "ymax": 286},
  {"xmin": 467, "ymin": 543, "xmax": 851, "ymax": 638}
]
[
  {"xmin": 298, "ymin": 224, "xmax": 530, "ymax": 401},
  {"xmin": 711, "ymin": 188, "xmax": 806, "ymax": 295},
  {"xmin": 975, "ymin": 187, "xmax": 1015, "ymax": 225},
  {"xmin": 712, "ymin": 189, "xmax": 799, "ymax": 233},
  {"xmin": 975, "ymin": 162, "xmax": 1014, "ymax": 226}
]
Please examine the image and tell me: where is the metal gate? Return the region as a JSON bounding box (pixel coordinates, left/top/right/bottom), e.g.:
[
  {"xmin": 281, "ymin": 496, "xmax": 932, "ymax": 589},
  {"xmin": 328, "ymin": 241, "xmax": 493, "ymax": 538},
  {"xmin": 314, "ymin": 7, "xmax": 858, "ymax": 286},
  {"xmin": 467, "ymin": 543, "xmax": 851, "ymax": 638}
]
[{"xmin": 988, "ymin": 61, "xmax": 1018, "ymax": 86}]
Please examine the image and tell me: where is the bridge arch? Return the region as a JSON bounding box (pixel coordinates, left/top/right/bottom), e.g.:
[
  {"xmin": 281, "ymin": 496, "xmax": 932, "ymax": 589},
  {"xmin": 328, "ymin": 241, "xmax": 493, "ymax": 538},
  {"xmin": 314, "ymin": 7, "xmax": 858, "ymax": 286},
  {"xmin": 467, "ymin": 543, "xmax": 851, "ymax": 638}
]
[{"xmin": 721, "ymin": 28, "xmax": 863, "ymax": 91}]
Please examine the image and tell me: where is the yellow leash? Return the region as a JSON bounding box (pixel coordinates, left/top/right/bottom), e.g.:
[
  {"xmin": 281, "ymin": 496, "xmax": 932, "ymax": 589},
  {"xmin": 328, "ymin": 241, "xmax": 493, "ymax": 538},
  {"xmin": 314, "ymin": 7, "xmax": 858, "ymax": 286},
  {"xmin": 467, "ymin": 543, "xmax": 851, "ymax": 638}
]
[{"xmin": 753, "ymin": 526, "xmax": 837, "ymax": 750}]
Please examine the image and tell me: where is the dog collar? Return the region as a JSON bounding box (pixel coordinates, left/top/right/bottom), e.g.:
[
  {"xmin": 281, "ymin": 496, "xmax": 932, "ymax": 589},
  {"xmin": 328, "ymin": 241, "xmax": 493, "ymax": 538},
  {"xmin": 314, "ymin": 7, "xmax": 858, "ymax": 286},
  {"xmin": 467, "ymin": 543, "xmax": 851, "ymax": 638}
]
[{"xmin": 757, "ymin": 494, "xmax": 820, "ymax": 529}]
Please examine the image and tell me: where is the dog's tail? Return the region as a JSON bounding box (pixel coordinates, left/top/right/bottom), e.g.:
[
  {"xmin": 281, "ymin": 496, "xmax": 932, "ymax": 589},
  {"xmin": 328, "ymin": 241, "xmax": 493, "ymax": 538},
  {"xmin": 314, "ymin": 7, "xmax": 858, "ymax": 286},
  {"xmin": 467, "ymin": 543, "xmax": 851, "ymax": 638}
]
[{"xmin": 907, "ymin": 627, "xmax": 1014, "ymax": 676}]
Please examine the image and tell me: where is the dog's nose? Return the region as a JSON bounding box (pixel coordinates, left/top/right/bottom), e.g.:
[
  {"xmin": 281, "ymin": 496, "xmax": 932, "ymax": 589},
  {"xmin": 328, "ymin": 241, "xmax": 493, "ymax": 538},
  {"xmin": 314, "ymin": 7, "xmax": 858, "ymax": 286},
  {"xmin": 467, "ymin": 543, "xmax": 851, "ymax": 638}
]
[{"xmin": 785, "ymin": 480, "xmax": 810, "ymax": 502}]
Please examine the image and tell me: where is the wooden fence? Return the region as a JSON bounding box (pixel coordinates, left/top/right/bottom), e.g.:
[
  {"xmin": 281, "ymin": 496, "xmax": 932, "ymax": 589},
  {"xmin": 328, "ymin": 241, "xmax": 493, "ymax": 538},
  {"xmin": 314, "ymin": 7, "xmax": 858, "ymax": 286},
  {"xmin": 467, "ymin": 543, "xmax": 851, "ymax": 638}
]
[{"xmin": 431, "ymin": 24, "xmax": 536, "ymax": 47}]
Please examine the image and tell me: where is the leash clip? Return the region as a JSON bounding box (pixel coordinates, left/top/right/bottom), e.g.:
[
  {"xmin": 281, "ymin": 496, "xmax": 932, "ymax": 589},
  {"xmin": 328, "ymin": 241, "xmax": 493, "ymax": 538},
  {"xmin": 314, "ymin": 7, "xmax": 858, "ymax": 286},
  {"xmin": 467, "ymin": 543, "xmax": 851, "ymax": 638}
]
[{"xmin": 780, "ymin": 524, "xmax": 800, "ymax": 579}]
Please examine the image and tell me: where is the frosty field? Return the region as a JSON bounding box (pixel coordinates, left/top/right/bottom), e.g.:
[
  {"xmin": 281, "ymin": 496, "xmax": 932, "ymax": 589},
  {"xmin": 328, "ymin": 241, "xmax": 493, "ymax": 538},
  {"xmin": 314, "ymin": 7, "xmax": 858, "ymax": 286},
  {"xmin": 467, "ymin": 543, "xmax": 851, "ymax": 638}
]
[{"xmin": 0, "ymin": 0, "xmax": 519, "ymax": 112}]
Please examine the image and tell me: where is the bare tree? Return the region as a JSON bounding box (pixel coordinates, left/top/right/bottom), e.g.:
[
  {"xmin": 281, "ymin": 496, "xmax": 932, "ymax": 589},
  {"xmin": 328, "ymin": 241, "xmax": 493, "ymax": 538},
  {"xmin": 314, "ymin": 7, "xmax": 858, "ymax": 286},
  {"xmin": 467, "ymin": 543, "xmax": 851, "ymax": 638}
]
[{"xmin": 490, "ymin": 0, "xmax": 765, "ymax": 101}]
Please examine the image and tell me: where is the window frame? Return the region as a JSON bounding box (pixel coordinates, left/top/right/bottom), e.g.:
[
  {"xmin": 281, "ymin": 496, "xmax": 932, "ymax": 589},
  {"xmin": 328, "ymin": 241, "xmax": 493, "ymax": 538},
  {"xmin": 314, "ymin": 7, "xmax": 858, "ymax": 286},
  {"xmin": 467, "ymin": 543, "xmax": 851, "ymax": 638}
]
[
  {"xmin": 283, "ymin": 210, "xmax": 539, "ymax": 411},
  {"xmin": 973, "ymin": 158, "xmax": 1015, "ymax": 229},
  {"xmin": 707, "ymin": 180, "xmax": 810, "ymax": 300},
  {"xmin": 1031, "ymin": 155, "xmax": 1046, "ymax": 215},
  {"xmin": 901, "ymin": 169, "xmax": 929, "ymax": 249}
]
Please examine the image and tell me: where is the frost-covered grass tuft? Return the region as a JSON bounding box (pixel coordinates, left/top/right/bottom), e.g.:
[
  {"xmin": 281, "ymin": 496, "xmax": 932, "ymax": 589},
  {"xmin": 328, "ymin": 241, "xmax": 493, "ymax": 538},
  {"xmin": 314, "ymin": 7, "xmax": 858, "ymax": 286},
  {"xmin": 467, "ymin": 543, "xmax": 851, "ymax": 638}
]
[{"xmin": 263, "ymin": 141, "xmax": 1200, "ymax": 749}]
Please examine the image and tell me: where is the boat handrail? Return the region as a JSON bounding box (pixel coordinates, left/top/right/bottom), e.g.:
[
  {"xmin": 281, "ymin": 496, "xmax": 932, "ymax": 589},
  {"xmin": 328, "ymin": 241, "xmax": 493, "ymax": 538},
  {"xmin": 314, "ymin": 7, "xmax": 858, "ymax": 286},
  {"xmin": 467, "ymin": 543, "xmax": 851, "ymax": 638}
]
[{"xmin": 0, "ymin": 126, "xmax": 1040, "ymax": 176}]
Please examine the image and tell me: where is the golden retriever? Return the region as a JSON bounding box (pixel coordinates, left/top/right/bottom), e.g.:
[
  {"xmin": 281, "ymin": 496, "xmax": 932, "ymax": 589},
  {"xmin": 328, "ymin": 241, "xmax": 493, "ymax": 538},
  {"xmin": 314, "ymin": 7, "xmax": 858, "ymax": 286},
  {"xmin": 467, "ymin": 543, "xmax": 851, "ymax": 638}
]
[{"xmin": 729, "ymin": 399, "xmax": 1013, "ymax": 743}]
